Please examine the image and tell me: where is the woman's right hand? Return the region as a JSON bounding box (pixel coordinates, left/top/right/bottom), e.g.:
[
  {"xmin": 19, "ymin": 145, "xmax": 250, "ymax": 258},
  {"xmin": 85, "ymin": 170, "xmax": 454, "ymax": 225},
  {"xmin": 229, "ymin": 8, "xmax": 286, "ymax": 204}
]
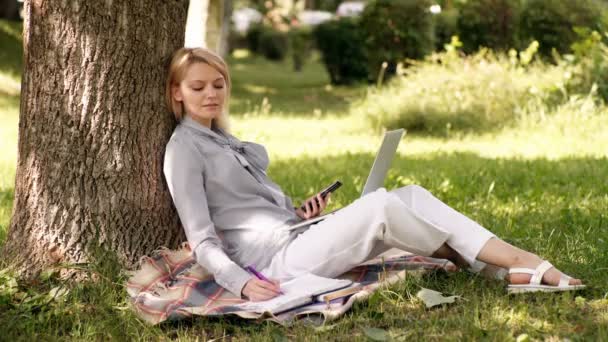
[{"xmin": 241, "ymin": 277, "xmax": 282, "ymax": 301}]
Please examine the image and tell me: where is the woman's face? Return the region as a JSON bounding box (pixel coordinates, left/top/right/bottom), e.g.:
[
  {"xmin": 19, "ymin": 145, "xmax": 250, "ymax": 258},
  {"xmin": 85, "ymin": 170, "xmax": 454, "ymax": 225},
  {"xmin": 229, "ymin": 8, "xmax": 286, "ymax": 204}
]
[{"xmin": 173, "ymin": 62, "xmax": 227, "ymax": 127}]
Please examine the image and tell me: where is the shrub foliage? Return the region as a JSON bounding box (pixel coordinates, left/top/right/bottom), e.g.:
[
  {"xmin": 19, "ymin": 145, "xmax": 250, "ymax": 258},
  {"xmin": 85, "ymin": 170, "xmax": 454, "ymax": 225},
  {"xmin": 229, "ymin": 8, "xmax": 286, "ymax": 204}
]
[
  {"xmin": 456, "ymin": 0, "xmax": 521, "ymax": 53},
  {"xmin": 359, "ymin": 0, "xmax": 435, "ymax": 81},
  {"xmin": 352, "ymin": 42, "xmax": 568, "ymax": 134},
  {"xmin": 258, "ymin": 27, "xmax": 289, "ymax": 61},
  {"xmin": 519, "ymin": 0, "xmax": 605, "ymax": 56},
  {"xmin": 313, "ymin": 18, "xmax": 368, "ymax": 85}
]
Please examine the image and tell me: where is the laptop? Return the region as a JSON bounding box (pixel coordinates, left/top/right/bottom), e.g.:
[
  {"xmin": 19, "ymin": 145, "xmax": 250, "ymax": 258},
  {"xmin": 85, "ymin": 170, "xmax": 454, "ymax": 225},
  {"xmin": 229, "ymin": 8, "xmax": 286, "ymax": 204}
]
[{"xmin": 285, "ymin": 128, "xmax": 405, "ymax": 231}]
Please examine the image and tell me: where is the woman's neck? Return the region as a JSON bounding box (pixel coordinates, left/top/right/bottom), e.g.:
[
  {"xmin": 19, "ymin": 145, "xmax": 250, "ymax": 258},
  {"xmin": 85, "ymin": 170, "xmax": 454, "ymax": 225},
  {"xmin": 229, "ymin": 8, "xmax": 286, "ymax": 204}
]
[{"xmin": 186, "ymin": 114, "xmax": 212, "ymax": 129}]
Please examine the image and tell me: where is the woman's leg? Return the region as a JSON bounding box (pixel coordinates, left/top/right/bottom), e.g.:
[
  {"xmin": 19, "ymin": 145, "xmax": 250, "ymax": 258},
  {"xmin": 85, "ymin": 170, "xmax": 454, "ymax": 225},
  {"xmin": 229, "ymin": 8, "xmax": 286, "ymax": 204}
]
[
  {"xmin": 391, "ymin": 185, "xmax": 582, "ymax": 286},
  {"xmin": 476, "ymin": 238, "xmax": 582, "ymax": 285},
  {"xmin": 389, "ymin": 185, "xmax": 495, "ymax": 270},
  {"xmin": 261, "ymin": 188, "xmax": 452, "ymax": 281}
]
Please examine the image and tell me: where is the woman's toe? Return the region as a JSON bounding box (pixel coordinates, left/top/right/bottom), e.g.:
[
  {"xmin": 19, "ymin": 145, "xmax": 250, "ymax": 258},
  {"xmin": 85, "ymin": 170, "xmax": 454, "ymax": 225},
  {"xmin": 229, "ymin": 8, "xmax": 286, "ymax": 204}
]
[{"xmin": 569, "ymin": 278, "xmax": 583, "ymax": 286}]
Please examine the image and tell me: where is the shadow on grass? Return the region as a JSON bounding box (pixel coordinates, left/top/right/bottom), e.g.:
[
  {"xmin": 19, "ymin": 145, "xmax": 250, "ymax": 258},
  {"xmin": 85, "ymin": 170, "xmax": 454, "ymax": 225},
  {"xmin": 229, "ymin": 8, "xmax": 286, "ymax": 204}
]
[
  {"xmin": 268, "ymin": 151, "xmax": 608, "ymax": 290},
  {"xmin": 228, "ymin": 54, "xmax": 366, "ymax": 118}
]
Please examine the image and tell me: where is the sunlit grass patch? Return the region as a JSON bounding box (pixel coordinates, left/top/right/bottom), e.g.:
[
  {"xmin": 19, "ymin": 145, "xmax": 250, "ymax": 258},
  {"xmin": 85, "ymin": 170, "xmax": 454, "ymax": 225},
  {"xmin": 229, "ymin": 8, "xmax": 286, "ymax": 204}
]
[{"xmin": 0, "ymin": 94, "xmax": 18, "ymax": 246}]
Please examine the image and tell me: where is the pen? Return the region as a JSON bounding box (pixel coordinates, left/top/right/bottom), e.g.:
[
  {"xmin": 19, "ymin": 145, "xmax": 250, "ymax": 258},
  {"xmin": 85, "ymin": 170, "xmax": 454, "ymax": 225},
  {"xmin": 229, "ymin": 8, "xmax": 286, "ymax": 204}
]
[{"xmin": 245, "ymin": 265, "xmax": 284, "ymax": 295}]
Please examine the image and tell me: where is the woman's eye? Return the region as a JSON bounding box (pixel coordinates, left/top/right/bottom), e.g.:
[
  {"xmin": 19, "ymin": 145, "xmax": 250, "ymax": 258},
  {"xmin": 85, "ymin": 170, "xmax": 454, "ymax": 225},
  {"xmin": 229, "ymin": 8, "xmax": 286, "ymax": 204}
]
[
  {"xmin": 214, "ymin": 85, "xmax": 224, "ymax": 89},
  {"xmin": 193, "ymin": 87, "xmax": 203, "ymax": 91}
]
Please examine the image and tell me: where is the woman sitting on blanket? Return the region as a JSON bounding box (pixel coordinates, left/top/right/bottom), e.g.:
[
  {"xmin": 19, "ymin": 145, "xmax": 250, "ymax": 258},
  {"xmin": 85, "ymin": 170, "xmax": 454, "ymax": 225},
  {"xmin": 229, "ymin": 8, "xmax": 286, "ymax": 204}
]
[{"xmin": 162, "ymin": 47, "xmax": 585, "ymax": 302}]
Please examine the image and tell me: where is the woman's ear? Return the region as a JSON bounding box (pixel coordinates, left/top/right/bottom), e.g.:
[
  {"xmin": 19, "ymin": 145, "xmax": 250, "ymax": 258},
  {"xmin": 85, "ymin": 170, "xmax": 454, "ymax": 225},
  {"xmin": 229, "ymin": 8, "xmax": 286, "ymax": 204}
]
[{"xmin": 172, "ymin": 84, "xmax": 183, "ymax": 102}]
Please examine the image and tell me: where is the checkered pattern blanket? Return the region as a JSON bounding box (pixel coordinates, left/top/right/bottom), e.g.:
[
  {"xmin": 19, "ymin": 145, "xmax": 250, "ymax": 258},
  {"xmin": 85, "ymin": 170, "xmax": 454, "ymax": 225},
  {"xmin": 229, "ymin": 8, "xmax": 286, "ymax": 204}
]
[{"xmin": 126, "ymin": 244, "xmax": 451, "ymax": 326}]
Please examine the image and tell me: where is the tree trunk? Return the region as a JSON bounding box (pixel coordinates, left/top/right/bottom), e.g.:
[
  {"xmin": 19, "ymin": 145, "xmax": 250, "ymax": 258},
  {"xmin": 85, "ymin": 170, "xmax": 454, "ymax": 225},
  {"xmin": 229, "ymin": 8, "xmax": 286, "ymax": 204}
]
[
  {"xmin": 218, "ymin": 0, "xmax": 233, "ymax": 58},
  {"xmin": 2, "ymin": 0, "xmax": 189, "ymax": 279},
  {"xmin": 185, "ymin": 0, "xmax": 225, "ymax": 52},
  {"xmin": 205, "ymin": 0, "xmax": 223, "ymax": 52}
]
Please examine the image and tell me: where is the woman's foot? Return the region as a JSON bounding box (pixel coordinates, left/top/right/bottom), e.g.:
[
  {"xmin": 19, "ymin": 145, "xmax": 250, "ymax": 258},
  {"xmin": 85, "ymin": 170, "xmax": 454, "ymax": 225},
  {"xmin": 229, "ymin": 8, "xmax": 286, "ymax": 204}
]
[
  {"xmin": 476, "ymin": 238, "xmax": 583, "ymax": 288},
  {"xmin": 508, "ymin": 254, "xmax": 583, "ymax": 287}
]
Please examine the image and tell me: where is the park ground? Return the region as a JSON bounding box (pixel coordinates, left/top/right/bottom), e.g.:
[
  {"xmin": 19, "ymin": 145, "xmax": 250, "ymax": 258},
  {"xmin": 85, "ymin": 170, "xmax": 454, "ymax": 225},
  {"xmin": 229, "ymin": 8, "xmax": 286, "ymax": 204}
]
[{"xmin": 1, "ymin": 19, "xmax": 608, "ymax": 340}]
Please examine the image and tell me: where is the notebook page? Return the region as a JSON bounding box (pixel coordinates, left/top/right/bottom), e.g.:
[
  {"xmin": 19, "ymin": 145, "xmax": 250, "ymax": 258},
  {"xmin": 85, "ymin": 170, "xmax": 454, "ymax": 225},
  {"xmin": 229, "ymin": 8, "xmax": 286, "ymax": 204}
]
[
  {"xmin": 281, "ymin": 273, "xmax": 351, "ymax": 296},
  {"xmin": 234, "ymin": 274, "xmax": 352, "ymax": 314},
  {"xmin": 234, "ymin": 290, "xmax": 311, "ymax": 314}
]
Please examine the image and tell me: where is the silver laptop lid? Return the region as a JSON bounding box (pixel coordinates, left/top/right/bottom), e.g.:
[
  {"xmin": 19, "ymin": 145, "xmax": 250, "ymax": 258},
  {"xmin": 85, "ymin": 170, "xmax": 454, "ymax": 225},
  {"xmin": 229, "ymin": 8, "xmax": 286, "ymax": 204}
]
[{"xmin": 361, "ymin": 129, "xmax": 405, "ymax": 196}]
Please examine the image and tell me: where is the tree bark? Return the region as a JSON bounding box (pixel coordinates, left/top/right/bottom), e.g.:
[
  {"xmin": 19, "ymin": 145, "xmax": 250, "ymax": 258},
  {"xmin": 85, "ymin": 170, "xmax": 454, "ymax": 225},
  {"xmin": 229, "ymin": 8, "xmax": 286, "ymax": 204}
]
[
  {"xmin": 185, "ymin": 0, "xmax": 225, "ymax": 52},
  {"xmin": 218, "ymin": 0, "xmax": 233, "ymax": 58},
  {"xmin": 205, "ymin": 0, "xmax": 223, "ymax": 52},
  {"xmin": 3, "ymin": 0, "xmax": 189, "ymax": 278}
]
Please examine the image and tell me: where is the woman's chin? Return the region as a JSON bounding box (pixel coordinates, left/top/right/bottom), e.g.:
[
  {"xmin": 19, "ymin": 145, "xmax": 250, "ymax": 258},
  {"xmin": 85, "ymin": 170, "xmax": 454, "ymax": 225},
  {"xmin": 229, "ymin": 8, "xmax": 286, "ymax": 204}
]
[
  {"xmin": 192, "ymin": 112, "xmax": 220, "ymax": 121},
  {"xmin": 203, "ymin": 109, "xmax": 222, "ymax": 116}
]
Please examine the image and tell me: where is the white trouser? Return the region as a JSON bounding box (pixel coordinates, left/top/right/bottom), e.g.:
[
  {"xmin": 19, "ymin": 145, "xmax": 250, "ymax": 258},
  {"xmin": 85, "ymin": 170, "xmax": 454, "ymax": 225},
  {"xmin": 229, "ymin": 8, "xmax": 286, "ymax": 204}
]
[{"xmin": 261, "ymin": 185, "xmax": 495, "ymax": 281}]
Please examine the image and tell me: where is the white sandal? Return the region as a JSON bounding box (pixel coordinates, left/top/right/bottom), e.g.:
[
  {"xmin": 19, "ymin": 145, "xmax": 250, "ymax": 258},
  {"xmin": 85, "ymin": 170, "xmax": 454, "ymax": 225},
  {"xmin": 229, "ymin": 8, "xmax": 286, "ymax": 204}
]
[{"xmin": 507, "ymin": 260, "xmax": 586, "ymax": 294}]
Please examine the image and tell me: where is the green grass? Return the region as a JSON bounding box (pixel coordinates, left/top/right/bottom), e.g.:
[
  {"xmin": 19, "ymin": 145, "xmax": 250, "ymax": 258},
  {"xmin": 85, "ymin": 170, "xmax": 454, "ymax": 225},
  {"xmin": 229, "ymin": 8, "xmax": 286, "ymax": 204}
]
[
  {"xmin": 229, "ymin": 49, "xmax": 366, "ymax": 118},
  {"xmin": 0, "ymin": 19, "xmax": 21, "ymax": 246},
  {"xmin": 1, "ymin": 19, "xmax": 607, "ymax": 340}
]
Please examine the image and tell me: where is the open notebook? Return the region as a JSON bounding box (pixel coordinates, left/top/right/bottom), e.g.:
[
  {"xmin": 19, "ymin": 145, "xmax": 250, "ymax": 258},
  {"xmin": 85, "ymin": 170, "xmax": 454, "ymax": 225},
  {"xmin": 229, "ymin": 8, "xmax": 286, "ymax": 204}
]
[{"xmin": 233, "ymin": 273, "xmax": 353, "ymax": 314}]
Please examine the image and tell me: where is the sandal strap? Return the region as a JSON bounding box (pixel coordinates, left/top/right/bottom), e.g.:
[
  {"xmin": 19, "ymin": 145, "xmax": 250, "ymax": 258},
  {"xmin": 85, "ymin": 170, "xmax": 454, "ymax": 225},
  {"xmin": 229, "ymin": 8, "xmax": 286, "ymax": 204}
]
[
  {"xmin": 508, "ymin": 267, "xmax": 535, "ymax": 275},
  {"xmin": 558, "ymin": 274, "xmax": 571, "ymax": 287},
  {"xmin": 530, "ymin": 261, "xmax": 554, "ymax": 285}
]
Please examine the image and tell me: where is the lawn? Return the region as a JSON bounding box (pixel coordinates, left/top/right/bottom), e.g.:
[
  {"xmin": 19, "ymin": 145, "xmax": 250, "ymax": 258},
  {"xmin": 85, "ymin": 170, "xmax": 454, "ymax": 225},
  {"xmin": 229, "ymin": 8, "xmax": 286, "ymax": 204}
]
[{"xmin": 1, "ymin": 19, "xmax": 607, "ymax": 340}]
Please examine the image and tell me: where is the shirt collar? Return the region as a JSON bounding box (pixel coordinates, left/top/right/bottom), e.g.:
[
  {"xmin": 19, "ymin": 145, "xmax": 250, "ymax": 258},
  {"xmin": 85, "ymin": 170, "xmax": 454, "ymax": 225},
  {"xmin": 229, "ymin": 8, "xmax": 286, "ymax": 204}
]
[
  {"xmin": 180, "ymin": 115, "xmax": 247, "ymax": 154},
  {"xmin": 180, "ymin": 115, "xmax": 226, "ymax": 141}
]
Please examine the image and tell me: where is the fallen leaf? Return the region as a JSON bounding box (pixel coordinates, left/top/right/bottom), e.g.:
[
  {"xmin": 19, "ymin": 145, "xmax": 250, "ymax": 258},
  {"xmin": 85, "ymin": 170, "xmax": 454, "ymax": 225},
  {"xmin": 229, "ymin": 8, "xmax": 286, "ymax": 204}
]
[
  {"xmin": 48, "ymin": 286, "xmax": 69, "ymax": 301},
  {"xmin": 416, "ymin": 288, "xmax": 460, "ymax": 308},
  {"xmin": 363, "ymin": 327, "xmax": 388, "ymax": 341}
]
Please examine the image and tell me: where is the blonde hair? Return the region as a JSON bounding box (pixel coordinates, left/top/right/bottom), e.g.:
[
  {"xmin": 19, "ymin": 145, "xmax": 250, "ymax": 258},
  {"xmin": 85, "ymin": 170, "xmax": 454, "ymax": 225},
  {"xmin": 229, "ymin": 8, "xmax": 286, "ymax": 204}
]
[{"xmin": 165, "ymin": 47, "xmax": 231, "ymax": 129}]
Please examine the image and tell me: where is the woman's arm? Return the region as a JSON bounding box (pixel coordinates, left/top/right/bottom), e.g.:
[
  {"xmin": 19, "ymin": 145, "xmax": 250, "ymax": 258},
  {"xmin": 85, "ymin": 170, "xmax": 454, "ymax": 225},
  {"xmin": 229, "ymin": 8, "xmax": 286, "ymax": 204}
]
[{"xmin": 163, "ymin": 138, "xmax": 251, "ymax": 297}]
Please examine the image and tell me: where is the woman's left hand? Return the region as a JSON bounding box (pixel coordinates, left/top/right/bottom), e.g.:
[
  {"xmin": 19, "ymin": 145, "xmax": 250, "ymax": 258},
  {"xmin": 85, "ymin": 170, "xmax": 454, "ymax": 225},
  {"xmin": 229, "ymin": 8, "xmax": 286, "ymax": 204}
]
[{"xmin": 296, "ymin": 192, "xmax": 330, "ymax": 220}]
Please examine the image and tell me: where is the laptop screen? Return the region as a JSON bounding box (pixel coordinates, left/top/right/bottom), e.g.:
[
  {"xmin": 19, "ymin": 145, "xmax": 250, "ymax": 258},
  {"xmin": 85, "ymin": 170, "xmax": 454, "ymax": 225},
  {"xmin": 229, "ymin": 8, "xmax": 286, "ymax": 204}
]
[{"xmin": 361, "ymin": 129, "xmax": 405, "ymax": 196}]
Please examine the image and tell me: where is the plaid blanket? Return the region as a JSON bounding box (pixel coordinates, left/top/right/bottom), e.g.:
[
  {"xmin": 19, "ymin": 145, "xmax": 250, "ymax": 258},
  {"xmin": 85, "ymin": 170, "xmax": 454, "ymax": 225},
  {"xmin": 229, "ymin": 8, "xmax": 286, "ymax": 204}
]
[{"xmin": 126, "ymin": 244, "xmax": 452, "ymax": 326}]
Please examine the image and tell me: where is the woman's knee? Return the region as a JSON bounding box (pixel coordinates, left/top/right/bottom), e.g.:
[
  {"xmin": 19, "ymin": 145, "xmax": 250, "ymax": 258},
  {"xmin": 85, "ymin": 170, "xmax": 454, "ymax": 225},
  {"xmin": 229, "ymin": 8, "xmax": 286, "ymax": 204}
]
[
  {"xmin": 402, "ymin": 184, "xmax": 428, "ymax": 194},
  {"xmin": 366, "ymin": 188, "xmax": 394, "ymax": 211},
  {"xmin": 390, "ymin": 184, "xmax": 429, "ymax": 206}
]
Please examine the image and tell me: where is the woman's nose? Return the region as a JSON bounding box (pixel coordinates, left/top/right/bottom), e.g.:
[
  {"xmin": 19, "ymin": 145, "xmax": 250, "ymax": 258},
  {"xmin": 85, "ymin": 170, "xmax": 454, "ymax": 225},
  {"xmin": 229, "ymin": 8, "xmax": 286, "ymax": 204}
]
[{"xmin": 203, "ymin": 85, "xmax": 217, "ymax": 98}]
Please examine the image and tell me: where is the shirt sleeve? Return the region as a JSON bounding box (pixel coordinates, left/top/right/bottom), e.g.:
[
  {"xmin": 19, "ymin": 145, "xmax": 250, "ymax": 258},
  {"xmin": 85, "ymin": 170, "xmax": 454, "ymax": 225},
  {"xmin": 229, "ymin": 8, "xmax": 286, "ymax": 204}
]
[{"xmin": 163, "ymin": 137, "xmax": 252, "ymax": 297}]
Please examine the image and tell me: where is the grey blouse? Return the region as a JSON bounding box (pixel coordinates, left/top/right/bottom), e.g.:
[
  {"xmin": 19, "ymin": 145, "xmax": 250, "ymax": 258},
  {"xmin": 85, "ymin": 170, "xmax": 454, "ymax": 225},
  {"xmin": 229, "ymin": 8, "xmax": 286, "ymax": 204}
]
[{"xmin": 163, "ymin": 116, "xmax": 301, "ymax": 297}]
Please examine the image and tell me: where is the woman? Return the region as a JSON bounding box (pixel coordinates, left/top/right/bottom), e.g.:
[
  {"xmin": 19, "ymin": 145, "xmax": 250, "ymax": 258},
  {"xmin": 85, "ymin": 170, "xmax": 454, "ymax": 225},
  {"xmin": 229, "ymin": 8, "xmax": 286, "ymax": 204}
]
[{"xmin": 163, "ymin": 47, "xmax": 584, "ymax": 302}]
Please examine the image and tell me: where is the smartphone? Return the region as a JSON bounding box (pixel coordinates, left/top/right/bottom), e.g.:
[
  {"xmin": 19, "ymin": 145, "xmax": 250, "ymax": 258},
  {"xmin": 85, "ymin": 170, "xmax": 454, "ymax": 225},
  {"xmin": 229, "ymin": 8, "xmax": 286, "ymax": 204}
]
[{"xmin": 300, "ymin": 181, "xmax": 342, "ymax": 210}]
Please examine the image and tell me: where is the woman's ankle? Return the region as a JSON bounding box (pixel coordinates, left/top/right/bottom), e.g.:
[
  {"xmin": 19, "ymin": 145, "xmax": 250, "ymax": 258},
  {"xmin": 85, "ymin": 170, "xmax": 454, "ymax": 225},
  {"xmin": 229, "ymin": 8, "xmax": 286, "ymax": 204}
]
[{"xmin": 508, "ymin": 251, "xmax": 542, "ymax": 270}]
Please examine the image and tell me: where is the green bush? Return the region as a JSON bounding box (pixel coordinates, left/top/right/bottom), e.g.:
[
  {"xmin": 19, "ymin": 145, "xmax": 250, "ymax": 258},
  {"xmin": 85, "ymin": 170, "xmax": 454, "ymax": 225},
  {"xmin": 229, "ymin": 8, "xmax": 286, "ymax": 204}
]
[
  {"xmin": 352, "ymin": 44, "xmax": 567, "ymax": 135},
  {"xmin": 519, "ymin": 0, "xmax": 605, "ymax": 56},
  {"xmin": 456, "ymin": 0, "xmax": 521, "ymax": 53},
  {"xmin": 434, "ymin": 7, "xmax": 460, "ymax": 51},
  {"xmin": 568, "ymin": 29, "xmax": 608, "ymax": 102},
  {"xmin": 305, "ymin": 0, "xmax": 342, "ymax": 12},
  {"xmin": 228, "ymin": 29, "xmax": 247, "ymax": 53},
  {"xmin": 258, "ymin": 27, "xmax": 289, "ymax": 61},
  {"xmin": 313, "ymin": 18, "xmax": 368, "ymax": 85},
  {"xmin": 288, "ymin": 26, "xmax": 313, "ymax": 71},
  {"xmin": 359, "ymin": 0, "xmax": 435, "ymax": 82},
  {"xmin": 245, "ymin": 23, "xmax": 264, "ymax": 54}
]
